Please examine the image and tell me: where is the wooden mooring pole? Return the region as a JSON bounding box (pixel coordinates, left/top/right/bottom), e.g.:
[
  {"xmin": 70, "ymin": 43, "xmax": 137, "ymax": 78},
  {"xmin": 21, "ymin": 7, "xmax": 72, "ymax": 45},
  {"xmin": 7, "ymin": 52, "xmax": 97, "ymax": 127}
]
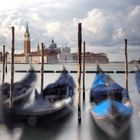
[
  {"xmin": 9, "ymin": 27, "xmax": 15, "ymax": 108},
  {"xmin": 41, "ymin": 43, "xmax": 44, "ymax": 93},
  {"xmin": 77, "ymin": 23, "xmax": 82, "ymax": 123},
  {"xmin": 5, "ymin": 52, "xmax": 8, "ymax": 73},
  {"xmin": 2, "ymin": 45, "xmax": 5, "ymax": 84},
  {"xmin": 124, "ymin": 39, "xmax": 128, "ymax": 91},
  {"xmin": 83, "ymin": 41, "xmax": 85, "ymax": 102}
]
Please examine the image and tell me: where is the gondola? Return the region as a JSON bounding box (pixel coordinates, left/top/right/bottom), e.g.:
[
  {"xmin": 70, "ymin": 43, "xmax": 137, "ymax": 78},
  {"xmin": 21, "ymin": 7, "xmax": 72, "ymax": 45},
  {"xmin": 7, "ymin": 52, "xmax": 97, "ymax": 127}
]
[
  {"xmin": 90, "ymin": 65, "xmax": 133, "ymax": 138},
  {"xmin": 0, "ymin": 66, "xmax": 37, "ymax": 107},
  {"xmin": 135, "ymin": 65, "xmax": 140, "ymax": 93},
  {"xmin": 3, "ymin": 66, "xmax": 75, "ymax": 126},
  {"xmin": 90, "ymin": 64, "xmax": 124, "ymax": 103}
]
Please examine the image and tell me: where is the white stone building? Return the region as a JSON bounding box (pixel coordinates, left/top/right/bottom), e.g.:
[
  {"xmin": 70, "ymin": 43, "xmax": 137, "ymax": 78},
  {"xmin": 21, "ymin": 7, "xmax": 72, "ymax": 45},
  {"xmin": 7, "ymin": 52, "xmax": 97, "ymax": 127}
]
[{"xmin": 58, "ymin": 46, "xmax": 73, "ymax": 63}]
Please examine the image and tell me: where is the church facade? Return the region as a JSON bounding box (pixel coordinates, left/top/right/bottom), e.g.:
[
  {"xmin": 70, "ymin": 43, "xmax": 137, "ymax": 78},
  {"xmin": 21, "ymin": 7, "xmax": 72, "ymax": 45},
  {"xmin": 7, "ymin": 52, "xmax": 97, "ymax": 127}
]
[
  {"xmin": 58, "ymin": 46, "xmax": 73, "ymax": 63},
  {"xmin": 7, "ymin": 23, "xmax": 109, "ymax": 64},
  {"xmin": 13, "ymin": 23, "xmax": 60, "ymax": 64}
]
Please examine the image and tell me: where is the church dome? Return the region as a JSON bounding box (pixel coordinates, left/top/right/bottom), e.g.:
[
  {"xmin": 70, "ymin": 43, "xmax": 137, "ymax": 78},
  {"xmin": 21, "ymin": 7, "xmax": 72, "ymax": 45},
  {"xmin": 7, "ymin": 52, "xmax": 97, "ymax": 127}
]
[{"xmin": 49, "ymin": 39, "xmax": 57, "ymax": 49}]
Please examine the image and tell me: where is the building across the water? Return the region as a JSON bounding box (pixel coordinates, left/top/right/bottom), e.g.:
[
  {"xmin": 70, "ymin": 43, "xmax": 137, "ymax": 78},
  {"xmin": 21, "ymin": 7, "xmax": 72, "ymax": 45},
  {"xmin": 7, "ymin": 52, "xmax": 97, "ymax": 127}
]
[
  {"xmin": 10, "ymin": 23, "xmax": 60, "ymax": 64},
  {"xmin": 72, "ymin": 52, "xmax": 109, "ymax": 63},
  {"xmin": 6, "ymin": 23, "xmax": 109, "ymax": 64},
  {"xmin": 58, "ymin": 46, "xmax": 73, "ymax": 63}
]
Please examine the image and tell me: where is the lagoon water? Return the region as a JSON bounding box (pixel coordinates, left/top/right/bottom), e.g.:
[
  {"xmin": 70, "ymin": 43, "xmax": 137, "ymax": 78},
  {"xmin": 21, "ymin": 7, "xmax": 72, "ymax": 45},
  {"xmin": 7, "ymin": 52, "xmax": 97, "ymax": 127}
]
[{"xmin": 0, "ymin": 63, "xmax": 140, "ymax": 140}]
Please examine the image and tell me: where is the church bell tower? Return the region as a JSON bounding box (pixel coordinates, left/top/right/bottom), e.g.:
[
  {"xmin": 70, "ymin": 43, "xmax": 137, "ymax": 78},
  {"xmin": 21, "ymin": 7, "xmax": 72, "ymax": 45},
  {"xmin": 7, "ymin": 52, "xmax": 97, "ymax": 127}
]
[{"xmin": 24, "ymin": 22, "xmax": 30, "ymax": 55}]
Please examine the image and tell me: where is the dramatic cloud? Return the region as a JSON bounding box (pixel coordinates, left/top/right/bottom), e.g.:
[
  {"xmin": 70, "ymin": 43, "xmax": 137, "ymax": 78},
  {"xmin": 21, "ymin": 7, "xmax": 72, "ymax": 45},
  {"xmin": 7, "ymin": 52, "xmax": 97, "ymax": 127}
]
[{"xmin": 0, "ymin": 0, "xmax": 140, "ymax": 61}]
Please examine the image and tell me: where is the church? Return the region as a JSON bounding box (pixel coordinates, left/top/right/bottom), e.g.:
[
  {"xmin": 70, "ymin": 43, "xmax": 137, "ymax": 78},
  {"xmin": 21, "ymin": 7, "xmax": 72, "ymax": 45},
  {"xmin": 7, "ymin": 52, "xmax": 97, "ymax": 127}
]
[
  {"xmin": 7, "ymin": 23, "xmax": 109, "ymax": 64},
  {"xmin": 13, "ymin": 23, "xmax": 62, "ymax": 64}
]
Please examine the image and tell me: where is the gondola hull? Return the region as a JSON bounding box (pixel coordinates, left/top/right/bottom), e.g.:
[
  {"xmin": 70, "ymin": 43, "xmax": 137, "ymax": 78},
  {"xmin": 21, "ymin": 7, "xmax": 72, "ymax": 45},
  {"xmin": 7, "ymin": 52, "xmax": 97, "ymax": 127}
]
[
  {"xmin": 1, "ymin": 67, "xmax": 37, "ymax": 107},
  {"xmin": 91, "ymin": 99, "xmax": 132, "ymax": 138},
  {"xmin": 3, "ymin": 96, "xmax": 74, "ymax": 126},
  {"xmin": 3, "ymin": 87, "xmax": 34, "ymax": 107},
  {"xmin": 3, "ymin": 66, "xmax": 75, "ymax": 126}
]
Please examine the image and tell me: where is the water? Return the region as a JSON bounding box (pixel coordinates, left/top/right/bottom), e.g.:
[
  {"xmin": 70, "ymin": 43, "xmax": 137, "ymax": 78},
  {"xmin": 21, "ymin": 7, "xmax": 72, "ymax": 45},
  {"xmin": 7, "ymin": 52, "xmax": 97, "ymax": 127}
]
[{"xmin": 0, "ymin": 63, "xmax": 140, "ymax": 140}]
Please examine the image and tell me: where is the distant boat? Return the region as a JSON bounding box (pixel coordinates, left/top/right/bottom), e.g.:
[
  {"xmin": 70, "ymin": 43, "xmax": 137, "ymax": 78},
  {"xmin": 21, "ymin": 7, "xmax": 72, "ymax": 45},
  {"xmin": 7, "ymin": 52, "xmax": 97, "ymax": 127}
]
[
  {"xmin": 135, "ymin": 65, "xmax": 140, "ymax": 93},
  {"xmin": 90, "ymin": 64, "xmax": 133, "ymax": 138},
  {"xmin": 1, "ymin": 66, "xmax": 37, "ymax": 107},
  {"xmin": 3, "ymin": 66, "xmax": 75, "ymax": 126}
]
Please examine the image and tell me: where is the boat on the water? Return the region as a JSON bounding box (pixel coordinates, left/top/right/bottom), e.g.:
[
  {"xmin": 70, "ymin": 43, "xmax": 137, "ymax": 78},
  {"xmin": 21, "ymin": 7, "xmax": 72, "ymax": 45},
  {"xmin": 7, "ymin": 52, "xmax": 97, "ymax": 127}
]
[
  {"xmin": 90, "ymin": 65, "xmax": 124, "ymax": 103},
  {"xmin": 3, "ymin": 66, "xmax": 75, "ymax": 126},
  {"xmin": 90, "ymin": 65, "xmax": 133, "ymax": 138},
  {"xmin": 0, "ymin": 66, "xmax": 37, "ymax": 107},
  {"xmin": 135, "ymin": 65, "xmax": 140, "ymax": 93}
]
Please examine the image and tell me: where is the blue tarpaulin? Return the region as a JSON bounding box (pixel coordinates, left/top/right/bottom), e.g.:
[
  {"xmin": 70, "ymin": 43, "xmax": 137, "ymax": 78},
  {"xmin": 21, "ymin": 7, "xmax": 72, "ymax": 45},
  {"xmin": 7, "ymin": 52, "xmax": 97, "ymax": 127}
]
[
  {"xmin": 92, "ymin": 99, "xmax": 133, "ymax": 117},
  {"xmin": 90, "ymin": 66, "xmax": 129, "ymax": 103}
]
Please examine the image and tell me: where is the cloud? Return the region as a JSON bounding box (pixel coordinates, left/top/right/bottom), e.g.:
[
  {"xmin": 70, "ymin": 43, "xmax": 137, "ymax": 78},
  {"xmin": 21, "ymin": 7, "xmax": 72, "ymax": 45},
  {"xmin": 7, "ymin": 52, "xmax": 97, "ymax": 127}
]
[
  {"xmin": 0, "ymin": 0, "xmax": 140, "ymax": 61},
  {"xmin": 125, "ymin": 6, "xmax": 140, "ymax": 43},
  {"xmin": 46, "ymin": 22, "xmax": 61, "ymax": 36},
  {"xmin": 82, "ymin": 9, "xmax": 114, "ymax": 42}
]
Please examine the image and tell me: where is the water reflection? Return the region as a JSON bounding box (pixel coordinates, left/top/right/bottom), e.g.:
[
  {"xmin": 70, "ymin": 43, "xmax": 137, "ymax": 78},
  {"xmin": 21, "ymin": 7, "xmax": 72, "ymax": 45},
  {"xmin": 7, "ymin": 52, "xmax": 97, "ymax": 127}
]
[
  {"xmin": 0, "ymin": 68, "xmax": 140, "ymax": 140},
  {"xmin": 76, "ymin": 123, "xmax": 82, "ymax": 140},
  {"xmin": 3, "ymin": 112, "xmax": 73, "ymax": 140}
]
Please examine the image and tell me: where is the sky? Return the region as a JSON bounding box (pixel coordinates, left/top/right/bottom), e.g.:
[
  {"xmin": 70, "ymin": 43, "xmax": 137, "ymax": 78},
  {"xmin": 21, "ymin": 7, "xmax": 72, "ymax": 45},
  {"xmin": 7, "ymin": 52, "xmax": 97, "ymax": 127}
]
[{"xmin": 0, "ymin": 0, "xmax": 140, "ymax": 61}]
